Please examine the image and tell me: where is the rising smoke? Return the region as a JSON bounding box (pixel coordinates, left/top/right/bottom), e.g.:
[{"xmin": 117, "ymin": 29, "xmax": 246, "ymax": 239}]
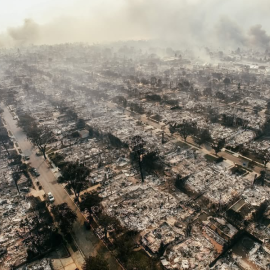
[
  {"xmin": 8, "ymin": 19, "xmax": 39, "ymax": 46},
  {"xmin": 1, "ymin": 0, "xmax": 270, "ymax": 50}
]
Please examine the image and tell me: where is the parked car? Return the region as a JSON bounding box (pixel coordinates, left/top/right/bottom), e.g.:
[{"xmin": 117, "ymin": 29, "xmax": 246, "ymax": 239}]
[
  {"xmin": 22, "ymin": 155, "xmax": 30, "ymax": 161},
  {"xmin": 30, "ymin": 167, "xmax": 40, "ymax": 177},
  {"xmin": 33, "ymin": 169, "xmax": 40, "ymax": 177},
  {"xmin": 20, "ymin": 187, "xmax": 29, "ymax": 193},
  {"xmin": 48, "ymin": 192, "xmax": 55, "ymax": 202}
]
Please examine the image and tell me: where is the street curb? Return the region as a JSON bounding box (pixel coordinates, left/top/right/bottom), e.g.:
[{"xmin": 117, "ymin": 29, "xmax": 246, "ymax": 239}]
[{"xmin": 61, "ymin": 184, "xmax": 126, "ymax": 270}]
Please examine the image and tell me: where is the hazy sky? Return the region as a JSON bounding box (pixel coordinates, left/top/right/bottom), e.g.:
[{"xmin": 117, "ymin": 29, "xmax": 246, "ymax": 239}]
[
  {"xmin": 0, "ymin": 0, "xmax": 103, "ymax": 31},
  {"xmin": 1, "ymin": 0, "xmax": 270, "ymax": 49}
]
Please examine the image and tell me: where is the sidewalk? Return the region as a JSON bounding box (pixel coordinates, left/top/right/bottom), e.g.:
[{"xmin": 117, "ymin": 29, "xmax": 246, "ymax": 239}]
[{"xmin": 50, "ymin": 243, "xmax": 84, "ymax": 270}]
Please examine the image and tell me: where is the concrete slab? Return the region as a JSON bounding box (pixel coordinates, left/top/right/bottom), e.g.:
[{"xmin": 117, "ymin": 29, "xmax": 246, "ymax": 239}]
[
  {"xmin": 60, "ymin": 257, "xmax": 74, "ymax": 267},
  {"xmin": 65, "ymin": 263, "xmax": 77, "ymax": 270},
  {"xmin": 71, "ymin": 251, "xmax": 84, "ymax": 270},
  {"xmin": 51, "ymin": 259, "xmax": 64, "ymax": 270}
]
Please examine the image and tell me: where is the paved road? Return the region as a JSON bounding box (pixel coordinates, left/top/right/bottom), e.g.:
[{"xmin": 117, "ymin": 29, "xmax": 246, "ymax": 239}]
[{"xmin": 2, "ymin": 107, "xmax": 121, "ymax": 270}]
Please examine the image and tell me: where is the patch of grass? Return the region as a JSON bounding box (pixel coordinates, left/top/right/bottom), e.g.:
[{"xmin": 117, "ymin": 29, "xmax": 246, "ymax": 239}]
[
  {"xmin": 64, "ymin": 186, "xmax": 73, "ymax": 195},
  {"xmin": 175, "ymin": 141, "xmax": 190, "ymax": 149},
  {"xmin": 204, "ymin": 154, "xmax": 218, "ymax": 163},
  {"xmin": 49, "ymin": 152, "xmax": 65, "ymax": 166},
  {"xmin": 231, "ymin": 165, "xmax": 247, "ymax": 175},
  {"xmin": 126, "ymin": 250, "xmax": 162, "ymax": 270}
]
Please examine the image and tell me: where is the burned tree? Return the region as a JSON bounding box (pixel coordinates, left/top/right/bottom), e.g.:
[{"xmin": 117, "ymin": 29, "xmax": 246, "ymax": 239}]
[
  {"xmin": 223, "ymin": 77, "xmax": 231, "ymax": 90},
  {"xmin": 203, "ymin": 87, "xmax": 212, "ymax": 96},
  {"xmin": 112, "ymin": 95, "xmax": 127, "ymax": 108},
  {"xmin": 27, "ymin": 125, "xmax": 53, "ymax": 160},
  {"xmin": 76, "ymin": 118, "xmax": 86, "ymax": 129},
  {"xmin": 151, "ymin": 76, "xmax": 157, "ymax": 86},
  {"xmin": 142, "ymin": 150, "xmax": 164, "ymax": 173},
  {"xmin": 130, "ymin": 135, "xmax": 146, "ymax": 183},
  {"xmin": 107, "ymin": 132, "xmax": 128, "ymax": 148},
  {"xmin": 17, "ymin": 113, "xmax": 54, "ymax": 159},
  {"xmin": 66, "ymin": 109, "xmax": 78, "ymax": 121},
  {"xmin": 195, "ymin": 129, "xmax": 212, "ymax": 146}
]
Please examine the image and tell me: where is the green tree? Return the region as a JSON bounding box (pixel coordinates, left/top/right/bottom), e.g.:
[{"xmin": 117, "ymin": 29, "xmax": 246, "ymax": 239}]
[
  {"xmin": 211, "ymin": 138, "xmax": 225, "ymax": 155},
  {"xmin": 51, "ymin": 203, "xmax": 77, "ymax": 234},
  {"xmin": 99, "ymin": 214, "xmax": 121, "ymax": 240},
  {"xmin": 142, "ymin": 151, "xmax": 164, "ymax": 172},
  {"xmin": 114, "ymin": 231, "xmax": 137, "ymax": 263},
  {"xmin": 58, "ymin": 162, "xmax": 90, "ymax": 201},
  {"xmin": 177, "ymin": 120, "xmax": 197, "ymax": 141},
  {"xmin": 127, "ymin": 251, "xmax": 158, "ymax": 270},
  {"xmin": 79, "ymin": 192, "xmax": 102, "ymax": 213},
  {"xmin": 257, "ymin": 149, "xmax": 270, "ymax": 167},
  {"xmin": 195, "ymin": 129, "xmax": 212, "ymax": 146},
  {"xmin": 83, "ymin": 255, "xmax": 109, "ymax": 270}
]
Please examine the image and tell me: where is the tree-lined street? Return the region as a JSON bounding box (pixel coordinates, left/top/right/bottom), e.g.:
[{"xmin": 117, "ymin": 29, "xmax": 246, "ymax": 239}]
[{"xmin": 2, "ymin": 106, "xmax": 121, "ymax": 270}]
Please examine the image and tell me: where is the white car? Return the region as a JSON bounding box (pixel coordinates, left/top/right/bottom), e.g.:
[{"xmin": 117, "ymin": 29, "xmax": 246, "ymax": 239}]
[{"xmin": 48, "ymin": 192, "xmax": 55, "ymax": 202}]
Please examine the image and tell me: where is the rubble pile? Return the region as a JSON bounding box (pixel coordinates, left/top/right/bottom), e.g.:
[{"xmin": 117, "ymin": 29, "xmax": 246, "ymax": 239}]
[
  {"xmin": 1, "ymin": 44, "xmax": 270, "ymax": 269},
  {"xmin": 0, "ymin": 154, "xmax": 29, "ymax": 269},
  {"xmin": 162, "ymin": 226, "xmax": 218, "ymax": 269},
  {"xmin": 103, "ymin": 183, "xmax": 193, "ymax": 231}
]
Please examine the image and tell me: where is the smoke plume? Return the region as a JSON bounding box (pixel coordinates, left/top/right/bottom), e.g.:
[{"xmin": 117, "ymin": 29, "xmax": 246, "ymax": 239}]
[
  {"xmin": 7, "ymin": 19, "xmax": 39, "ymax": 46},
  {"xmin": 248, "ymin": 25, "xmax": 270, "ymax": 49},
  {"xmin": 0, "ymin": 0, "xmax": 270, "ymax": 50}
]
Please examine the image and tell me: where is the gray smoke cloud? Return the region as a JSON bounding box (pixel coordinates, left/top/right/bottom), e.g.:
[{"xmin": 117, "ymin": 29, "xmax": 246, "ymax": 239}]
[
  {"xmin": 249, "ymin": 24, "xmax": 270, "ymax": 49},
  {"xmin": 1, "ymin": 0, "xmax": 270, "ymax": 50},
  {"xmin": 6, "ymin": 19, "xmax": 39, "ymax": 46},
  {"xmin": 214, "ymin": 17, "xmax": 247, "ymax": 48}
]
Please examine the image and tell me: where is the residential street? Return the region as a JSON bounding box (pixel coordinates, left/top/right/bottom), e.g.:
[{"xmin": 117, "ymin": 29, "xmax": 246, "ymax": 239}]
[{"xmin": 2, "ymin": 106, "xmax": 121, "ymax": 270}]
